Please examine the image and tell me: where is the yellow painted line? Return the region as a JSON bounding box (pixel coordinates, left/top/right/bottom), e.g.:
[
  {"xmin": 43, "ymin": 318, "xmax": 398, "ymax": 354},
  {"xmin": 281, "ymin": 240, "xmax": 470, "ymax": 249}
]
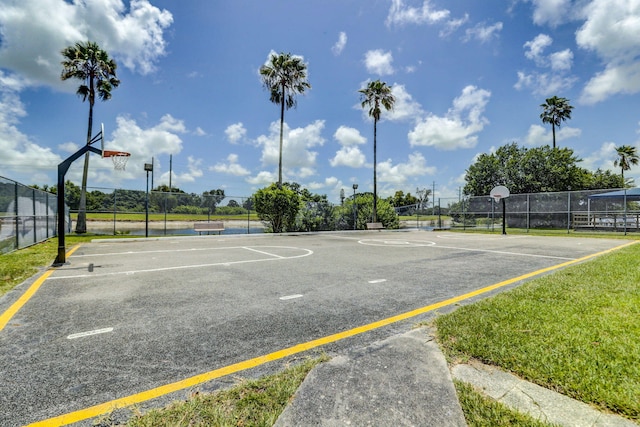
[
  {"xmin": 0, "ymin": 244, "xmax": 82, "ymax": 332},
  {"xmin": 25, "ymin": 240, "xmax": 637, "ymax": 426}
]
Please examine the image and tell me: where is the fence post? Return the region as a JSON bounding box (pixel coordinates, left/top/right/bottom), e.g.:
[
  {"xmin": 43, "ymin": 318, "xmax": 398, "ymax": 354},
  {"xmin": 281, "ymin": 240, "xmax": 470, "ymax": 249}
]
[
  {"xmin": 567, "ymin": 191, "xmax": 571, "ymax": 234},
  {"xmin": 526, "ymin": 194, "xmax": 530, "ymax": 232},
  {"xmin": 32, "ymin": 187, "xmax": 37, "ymax": 244}
]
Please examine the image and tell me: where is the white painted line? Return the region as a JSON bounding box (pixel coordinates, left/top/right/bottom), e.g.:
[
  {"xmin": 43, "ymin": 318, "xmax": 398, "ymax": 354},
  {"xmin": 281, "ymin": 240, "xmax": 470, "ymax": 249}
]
[
  {"xmin": 280, "ymin": 294, "xmax": 303, "ymax": 300},
  {"xmin": 242, "ymin": 247, "xmax": 284, "ymax": 258},
  {"xmin": 49, "ymin": 247, "xmax": 313, "ymax": 280},
  {"xmin": 67, "ymin": 327, "xmax": 113, "ymax": 340},
  {"xmin": 434, "ymin": 244, "xmax": 575, "ymax": 260},
  {"xmin": 369, "ymin": 279, "xmax": 387, "ymax": 284}
]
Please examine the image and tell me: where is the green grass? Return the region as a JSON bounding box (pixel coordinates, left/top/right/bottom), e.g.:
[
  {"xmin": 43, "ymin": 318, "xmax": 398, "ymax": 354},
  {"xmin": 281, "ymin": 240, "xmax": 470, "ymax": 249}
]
[
  {"xmin": 435, "ymin": 242, "xmax": 640, "ymax": 421},
  {"xmin": 123, "ymin": 356, "xmax": 327, "ymax": 427},
  {"xmin": 0, "ymin": 235, "xmax": 122, "ymax": 296}
]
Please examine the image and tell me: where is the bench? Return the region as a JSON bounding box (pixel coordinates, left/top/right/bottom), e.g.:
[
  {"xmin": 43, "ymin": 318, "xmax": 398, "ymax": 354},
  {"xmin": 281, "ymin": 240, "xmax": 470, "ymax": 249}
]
[
  {"xmin": 366, "ymin": 222, "xmax": 385, "ymax": 230},
  {"xmin": 194, "ymin": 221, "xmax": 224, "ymax": 235}
]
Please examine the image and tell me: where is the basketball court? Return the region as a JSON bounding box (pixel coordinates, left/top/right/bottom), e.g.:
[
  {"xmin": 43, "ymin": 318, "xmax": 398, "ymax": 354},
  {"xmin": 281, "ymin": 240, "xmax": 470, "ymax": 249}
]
[{"xmin": 0, "ymin": 230, "xmax": 633, "ymax": 426}]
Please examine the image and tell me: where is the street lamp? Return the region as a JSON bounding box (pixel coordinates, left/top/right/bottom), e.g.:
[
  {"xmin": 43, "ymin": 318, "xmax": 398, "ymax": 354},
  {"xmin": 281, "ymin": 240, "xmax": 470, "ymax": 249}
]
[
  {"xmin": 352, "ymin": 183, "xmax": 358, "ymax": 230},
  {"xmin": 144, "ymin": 163, "xmax": 153, "ymax": 238}
]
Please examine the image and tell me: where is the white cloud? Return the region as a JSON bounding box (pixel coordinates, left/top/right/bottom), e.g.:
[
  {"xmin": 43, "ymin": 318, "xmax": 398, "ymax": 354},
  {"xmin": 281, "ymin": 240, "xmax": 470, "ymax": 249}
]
[
  {"xmin": 524, "ymin": 34, "xmax": 553, "ymax": 65},
  {"xmin": 549, "ymin": 49, "xmax": 573, "ymax": 71},
  {"xmin": 211, "ymin": 154, "xmax": 251, "ymax": 176},
  {"xmin": 377, "ymin": 152, "xmax": 437, "ymax": 185},
  {"xmin": 516, "ymin": 33, "xmax": 576, "ymax": 95},
  {"xmin": 525, "ymin": 124, "xmax": 582, "ymax": 146},
  {"xmin": 334, "ymin": 126, "xmax": 366, "ymax": 146},
  {"xmin": 386, "ymin": 0, "xmax": 450, "ymax": 27},
  {"xmin": 103, "ymin": 114, "xmax": 185, "ymax": 181},
  {"xmin": 364, "ymin": 50, "xmax": 394, "ymax": 76},
  {"xmin": 246, "ymin": 170, "xmax": 276, "ymax": 186},
  {"xmin": 464, "ymin": 21, "xmax": 503, "ymax": 43},
  {"xmin": 0, "ymin": 0, "xmax": 173, "ymax": 90},
  {"xmin": 387, "ymin": 84, "xmax": 424, "ymax": 122},
  {"xmin": 514, "ymin": 71, "xmax": 578, "ymax": 96},
  {"xmin": 530, "ymin": 0, "xmax": 572, "ymax": 27},
  {"xmin": 332, "ymin": 32, "xmax": 347, "ymax": 55},
  {"xmin": 255, "ymin": 120, "xmax": 325, "ymax": 180},
  {"xmin": 307, "ymin": 176, "xmax": 340, "ymax": 192},
  {"xmin": 330, "ymin": 126, "xmax": 367, "ymax": 168},
  {"xmin": 330, "ymin": 146, "xmax": 367, "ymax": 168},
  {"xmin": 408, "ymin": 85, "xmax": 491, "ymax": 150},
  {"xmin": 440, "ymin": 14, "xmax": 469, "ymax": 37},
  {"xmin": 0, "ymin": 79, "xmax": 61, "ymax": 180},
  {"xmin": 576, "ymin": 0, "xmax": 640, "ymax": 104},
  {"xmin": 581, "ymin": 141, "xmax": 618, "ymax": 172},
  {"xmin": 225, "ymin": 122, "xmax": 247, "ymax": 144}
]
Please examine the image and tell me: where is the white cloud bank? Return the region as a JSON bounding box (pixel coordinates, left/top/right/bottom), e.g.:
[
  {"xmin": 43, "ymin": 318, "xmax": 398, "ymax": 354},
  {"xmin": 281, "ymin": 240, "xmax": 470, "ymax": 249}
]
[
  {"xmin": 0, "ymin": 0, "xmax": 173, "ymax": 89},
  {"xmin": 408, "ymin": 85, "xmax": 491, "ymax": 150}
]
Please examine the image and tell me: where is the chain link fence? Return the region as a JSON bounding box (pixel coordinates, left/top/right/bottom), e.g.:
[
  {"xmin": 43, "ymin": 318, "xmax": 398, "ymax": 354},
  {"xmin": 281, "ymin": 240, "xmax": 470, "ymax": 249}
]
[
  {"xmin": 0, "ymin": 176, "xmax": 60, "ymax": 254},
  {"xmin": 442, "ymin": 188, "xmax": 637, "ymax": 232},
  {"xmin": 71, "ymin": 187, "xmax": 260, "ymax": 236}
]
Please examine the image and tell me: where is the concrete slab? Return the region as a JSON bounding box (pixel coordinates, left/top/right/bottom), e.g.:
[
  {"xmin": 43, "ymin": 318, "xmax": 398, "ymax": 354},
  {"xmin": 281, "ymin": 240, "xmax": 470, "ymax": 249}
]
[
  {"xmin": 274, "ymin": 328, "xmax": 466, "ymax": 427},
  {"xmin": 452, "ymin": 362, "xmax": 637, "ymax": 427}
]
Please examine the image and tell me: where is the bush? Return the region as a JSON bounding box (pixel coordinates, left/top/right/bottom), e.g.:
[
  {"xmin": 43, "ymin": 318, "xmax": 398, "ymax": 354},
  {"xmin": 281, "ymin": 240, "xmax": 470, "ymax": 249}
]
[{"xmin": 253, "ymin": 184, "xmax": 301, "ymax": 233}]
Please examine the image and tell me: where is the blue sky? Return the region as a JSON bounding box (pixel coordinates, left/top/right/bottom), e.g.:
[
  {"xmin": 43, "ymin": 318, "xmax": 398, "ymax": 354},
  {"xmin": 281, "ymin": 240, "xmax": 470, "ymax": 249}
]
[{"xmin": 1, "ymin": 0, "xmax": 640, "ymax": 202}]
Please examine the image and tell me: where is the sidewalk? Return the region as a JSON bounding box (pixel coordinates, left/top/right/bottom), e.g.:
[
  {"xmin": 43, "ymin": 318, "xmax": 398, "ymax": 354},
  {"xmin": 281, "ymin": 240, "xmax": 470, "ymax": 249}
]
[
  {"xmin": 274, "ymin": 327, "xmax": 638, "ymax": 427},
  {"xmin": 274, "ymin": 328, "xmax": 466, "ymax": 426}
]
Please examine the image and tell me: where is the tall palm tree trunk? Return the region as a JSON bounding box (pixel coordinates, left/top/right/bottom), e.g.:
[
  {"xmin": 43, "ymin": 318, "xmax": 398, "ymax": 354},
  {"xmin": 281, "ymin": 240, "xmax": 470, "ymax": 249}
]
[
  {"xmin": 75, "ymin": 82, "xmax": 95, "ymax": 234},
  {"xmin": 278, "ymin": 82, "xmax": 285, "ymax": 187},
  {"xmin": 552, "ymin": 123, "xmax": 556, "ymax": 149},
  {"xmin": 373, "ymin": 118, "xmax": 378, "ymax": 223}
]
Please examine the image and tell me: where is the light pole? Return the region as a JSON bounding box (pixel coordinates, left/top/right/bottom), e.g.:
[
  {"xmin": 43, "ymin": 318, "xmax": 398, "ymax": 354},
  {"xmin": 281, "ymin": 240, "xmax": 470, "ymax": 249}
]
[
  {"xmin": 144, "ymin": 163, "xmax": 153, "ymax": 238},
  {"xmin": 352, "ymin": 183, "xmax": 358, "ymax": 230}
]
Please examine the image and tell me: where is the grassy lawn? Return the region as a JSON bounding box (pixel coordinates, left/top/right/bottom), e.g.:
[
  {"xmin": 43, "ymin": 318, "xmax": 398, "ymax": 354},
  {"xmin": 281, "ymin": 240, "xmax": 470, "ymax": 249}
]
[
  {"xmin": 0, "ymin": 235, "xmax": 104, "ymax": 296},
  {"xmin": 123, "ymin": 356, "xmax": 327, "ymax": 427},
  {"xmin": 434, "ymin": 241, "xmax": 640, "ymax": 422}
]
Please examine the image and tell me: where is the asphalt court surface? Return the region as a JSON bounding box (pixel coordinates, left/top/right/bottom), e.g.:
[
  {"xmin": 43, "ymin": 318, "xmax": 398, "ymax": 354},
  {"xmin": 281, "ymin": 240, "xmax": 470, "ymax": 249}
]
[{"xmin": 0, "ymin": 230, "xmax": 633, "ymax": 426}]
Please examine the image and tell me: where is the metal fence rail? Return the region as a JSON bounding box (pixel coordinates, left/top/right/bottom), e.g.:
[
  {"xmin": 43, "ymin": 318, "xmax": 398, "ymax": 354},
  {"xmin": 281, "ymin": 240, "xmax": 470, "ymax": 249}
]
[{"xmin": 0, "ymin": 176, "xmax": 59, "ymax": 254}]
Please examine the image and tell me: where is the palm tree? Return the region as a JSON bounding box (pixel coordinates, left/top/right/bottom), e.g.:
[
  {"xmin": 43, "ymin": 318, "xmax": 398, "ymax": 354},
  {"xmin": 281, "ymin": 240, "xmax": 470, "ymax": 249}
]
[
  {"xmin": 61, "ymin": 41, "xmax": 120, "ymax": 233},
  {"xmin": 614, "ymin": 145, "xmax": 639, "ymax": 185},
  {"xmin": 359, "ymin": 80, "xmax": 395, "ymax": 223},
  {"xmin": 540, "ymin": 96, "xmax": 573, "ymax": 149},
  {"xmin": 259, "ymin": 52, "xmax": 311, "ymax": 187}
]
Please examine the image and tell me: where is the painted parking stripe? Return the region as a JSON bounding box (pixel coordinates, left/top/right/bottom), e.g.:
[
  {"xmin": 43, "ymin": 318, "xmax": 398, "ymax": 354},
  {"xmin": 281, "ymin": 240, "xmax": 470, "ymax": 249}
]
[
  {"xmin": 67, "ymin": 328, "xmax": 113, "ymax": 340},
  {"xmin": 369, "ymin": 279, "xmax": 387, "ymax": 284},
  {"xmin": 279, "ymin": 294, "xmax": 303, "ymax": 300}
]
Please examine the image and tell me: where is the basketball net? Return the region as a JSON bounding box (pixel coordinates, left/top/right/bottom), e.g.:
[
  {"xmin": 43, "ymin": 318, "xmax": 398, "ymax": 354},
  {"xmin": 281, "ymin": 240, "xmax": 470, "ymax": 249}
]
[
  {"xmin": 103, "ymin": 150, "xmax": 131, "ymax": 171},
  {"xmin": 492, "ymin": 195, "xmax": 502, "ymax": 203}
]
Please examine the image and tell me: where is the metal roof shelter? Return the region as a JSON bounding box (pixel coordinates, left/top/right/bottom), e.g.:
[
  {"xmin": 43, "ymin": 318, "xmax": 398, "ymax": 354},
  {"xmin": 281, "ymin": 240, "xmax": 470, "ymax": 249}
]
[{"xmin": 588, "ymin": 188, "xmax": 640, "ymax": 201}]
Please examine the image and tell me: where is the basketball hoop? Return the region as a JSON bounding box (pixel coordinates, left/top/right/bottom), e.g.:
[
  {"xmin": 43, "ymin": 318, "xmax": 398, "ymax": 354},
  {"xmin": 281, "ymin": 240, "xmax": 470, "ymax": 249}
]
[
  {"xmin": 490, "ymin": 185, "xmax": 510, "ymax": 204},
  {"xmin": 103, "ymin": 150, "xmax": 131, "ymax": 171}
]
